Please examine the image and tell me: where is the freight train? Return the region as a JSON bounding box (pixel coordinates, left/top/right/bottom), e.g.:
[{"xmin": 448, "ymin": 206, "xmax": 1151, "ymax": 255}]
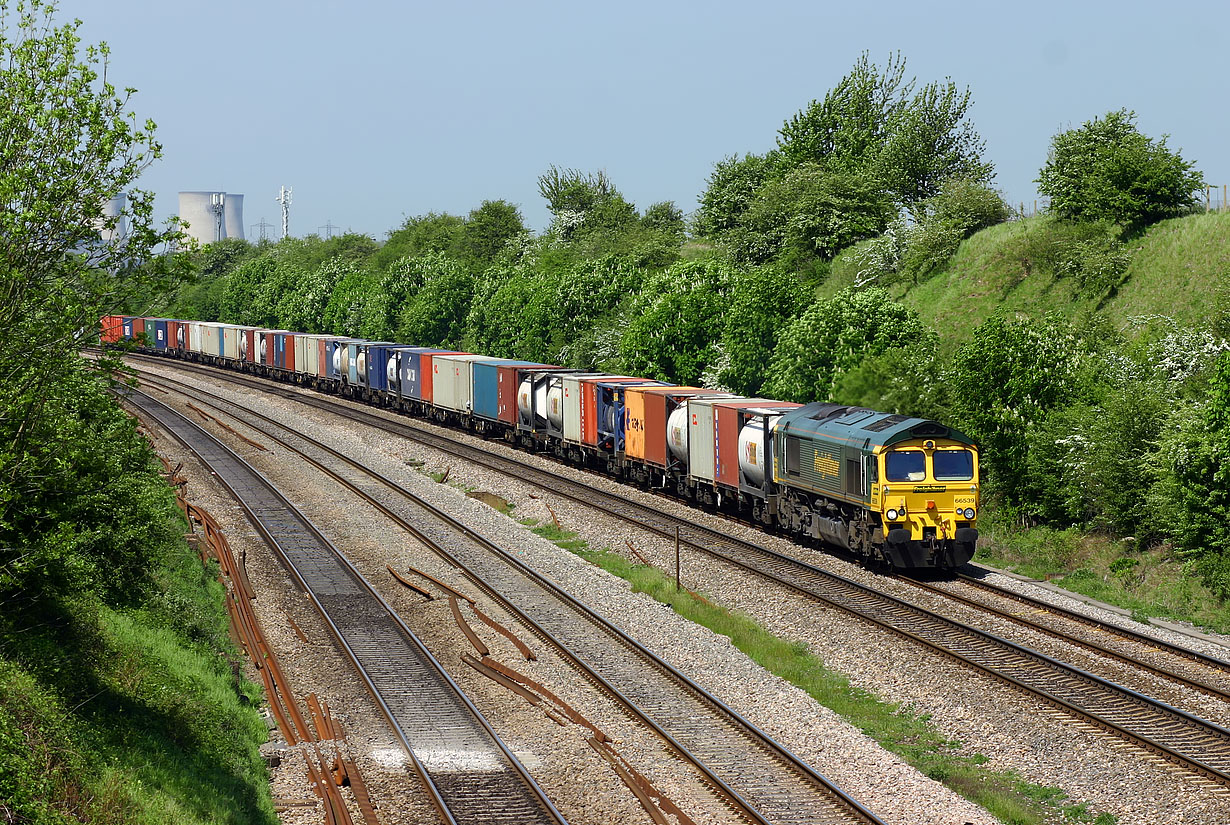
[{"xmin": 104, "ymin": 315, "xmax": 980, "ymax": 571}]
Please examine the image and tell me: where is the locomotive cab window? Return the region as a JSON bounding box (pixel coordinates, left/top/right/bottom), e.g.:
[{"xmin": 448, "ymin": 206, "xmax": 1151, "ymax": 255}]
[
  {"xmin": 885, "ymin": 450, "xmax": 925, "ymax": 482},
  {"xmin": 933, "ymin": 449, "xmax": 974, "ymax": 481},
  {"xmin": 785, "ymin": 436, "xmax": 801, "ymax": 475}
]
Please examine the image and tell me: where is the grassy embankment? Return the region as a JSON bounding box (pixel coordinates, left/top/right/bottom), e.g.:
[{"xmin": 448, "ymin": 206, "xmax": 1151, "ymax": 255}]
[
  {"xmin": 826, "ymin": 211, "xmax": 1230, "ymax": 634},
  {"xmin": 525, "ymin": 519, "xmax": 1116, "ymax": 825},
  {"xmin": 0, "ymin": 489, "xmax": 276, "ymax": 824}
]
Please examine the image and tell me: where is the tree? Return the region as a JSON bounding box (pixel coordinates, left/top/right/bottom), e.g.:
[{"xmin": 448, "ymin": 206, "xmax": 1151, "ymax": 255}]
[
  {"xmin": 762, "ymin": 287, "xmax": 927, "ymax": 402},
  {"xmin": 0, "ymin": 0, "xmax": 184, "ymax": 602},
  {"xmin": 641, "ymin": 201, "xmax": 686, "ymax": 238},
  {"xmin": 1037, "ymin": 109, "xmax": 1204, "ymax": 228},
  {"xmin": 619, "ymin": 260, "xmax": 737, "ymax": 384},
  {"xmin": 457, "ymin": 199, "xmax": 525, "ymax": 272},
  {"xmin": 777, "ymin": 52, "xmax": 992, "ymax": 204},
  {"xmin": 730, "ymin": 165, "xmax": 895, "ymax": 266},
  {"xmin": 715, "ymin": 268, "xmax": 809, "ymax": 395},
  {"xmin": 948, "ymin": 313, "xmax": 1084, "ymax": 501},
  {"xmin": 693, "ymin": 152, "xmax": 778, "ymax": 238},
  {"xmin": 370, "ymin": 212, "xmax": 465, "ymax": 272}
]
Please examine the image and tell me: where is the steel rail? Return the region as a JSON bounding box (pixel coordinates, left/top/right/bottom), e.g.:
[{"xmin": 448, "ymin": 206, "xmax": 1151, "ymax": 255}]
[{"xmin": 123, "ymin": 387, "xmax": 569, "ymax": 825}]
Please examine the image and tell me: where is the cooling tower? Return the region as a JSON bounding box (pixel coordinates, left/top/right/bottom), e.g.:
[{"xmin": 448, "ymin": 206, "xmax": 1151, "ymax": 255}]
[
  {"xmin": 179, "ymin": 191, "xmax": 245, "ymax": 244},
  {"xmin": 97, "ymin": 193, "xmax": 126, "ymax": 242},
  {"xmin": 223, "ymin": 194, "xmax": 244, "ymax": 241}
]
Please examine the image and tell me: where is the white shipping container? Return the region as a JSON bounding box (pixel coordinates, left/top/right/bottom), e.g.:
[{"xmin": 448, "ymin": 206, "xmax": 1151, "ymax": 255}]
[
  {"xmin": 200, "ymin": 323, "xmax": 221, "ymax": 358},
  {"xmin": 561, "ymin": 373, "xmax": 603, "ymax": 443},
  {"xmin": 432, "ymin": 354, "xmax": 486, "ymax": 412},
  {"xmin": 686, "ymin": 398, "xmax": 724, "ymax": 483},
  {"xmin": 294, "ymin": 334, "xmax": 310, "ymax": 375},
  {"xmin": 221, "ymin": 325, "xmax": 240, "ymax": 361}
]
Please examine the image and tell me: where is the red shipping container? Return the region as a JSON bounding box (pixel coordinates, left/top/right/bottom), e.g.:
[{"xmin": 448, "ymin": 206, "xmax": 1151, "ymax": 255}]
[
  {"xmin": 100, "ymin": 315, "xmax": 122, "ymax": 343},
  {"xmin": 496, "ymin": 364, "xmax": 553, "ymax": 424},
  {"xmin": 714, "ymin": 400, "xmax": 800, "ymax": 489},
  {"xmin": 133, "ymin": 317, "xmax": 145, "ymax": 341},
  {"xmin": 579, "ymin": 376, "xmax": 647, "ymax": 446},
  {"xmin": 422, "ymin": 352, "xmax": 466, "ymax": 404}
]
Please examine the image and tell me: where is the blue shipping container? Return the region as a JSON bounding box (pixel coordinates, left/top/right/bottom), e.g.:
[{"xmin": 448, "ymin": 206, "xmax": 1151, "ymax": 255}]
[
  {"xmin": 152, "ymin": 319, "xmax": 169, "ymax": 350},
  {"xmin": 399, "ymin": 347, "xmax": 452, "ymax": 401},
  {"xmin": 359, "ymin": 342, "xmax": 397, "ymax": 391},
  {"xmin": 472, "ymin": 360, "xmax": 538, "ymax": 421}
]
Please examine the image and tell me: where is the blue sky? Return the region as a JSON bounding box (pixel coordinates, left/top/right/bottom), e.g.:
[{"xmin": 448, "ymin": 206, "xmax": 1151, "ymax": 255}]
[{"xmin": 55, "ymin": 0, "xmax": 1229, "ymax": 240}]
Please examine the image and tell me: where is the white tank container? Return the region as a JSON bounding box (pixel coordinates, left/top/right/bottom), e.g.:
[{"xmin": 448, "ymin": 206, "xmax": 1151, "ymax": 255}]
[
  {"xmin": 667, "ymin": 405, "xmax": 690, "ymax": 464},
  {"xmin": 387, "ymin": 354, "xmax": 399, "ymax": 388},
  {"xmin": 739, "ymin": 420, "xmax": 769, "ymax": 487}
]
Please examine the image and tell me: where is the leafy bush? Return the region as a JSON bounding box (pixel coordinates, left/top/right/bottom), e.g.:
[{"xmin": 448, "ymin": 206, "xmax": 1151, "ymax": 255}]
[
  {"xmin": 853, "ymin": 179, "xmax": 1009, "ymax": 286},
  {"xmin": 693, "ymin": 152, "xmax": 779, "ymax": 238},
  {"xmin": 1053, "ymin": 236, "xmax": 1132, "ymax": 298},
  {"xmin": 830, "ymin": 336, "xmax": 951, "ymax": 421},
  {"xmin": 714, "ymin": 267, "xmax": 810, "ymax": 395},
  {"xmin": 1037, "ymin": 109, "xmax": 1204, "ymax": 230},
  {"xmin": 762, "ymin": 287, "xmax": 927, "ymax": 402},
  {"xmin": 729, "ymin": 165, "xmax": 895, "ymax": 266},
  {"xmin": 619, "ymin": 259, "xmax": 737, "ymax": 384},
  {"xmin": 1151, "ymin": 353, "xmax": 1230, "ymax": 595},
  {"xmin": 948, "ymin": 313, "xmax": 1085, "ymax": 501}
]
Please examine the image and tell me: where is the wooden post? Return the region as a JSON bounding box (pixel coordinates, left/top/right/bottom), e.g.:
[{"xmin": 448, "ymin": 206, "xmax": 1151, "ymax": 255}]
[
  {"xmin": 1223, "ymin": 184, "xmax": 1227, "ymax": 212},
  {"xmin": 675, "ymin": 526, "xmax": 681, "ymax": 592},
  {"xmin": 1206, "ymin": 186, "xmax": 1211, "ymax": 211}
]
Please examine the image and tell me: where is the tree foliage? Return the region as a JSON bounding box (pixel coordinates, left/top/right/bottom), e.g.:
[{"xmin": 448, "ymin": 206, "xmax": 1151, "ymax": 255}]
[
  {"xmin": 763, "ymin": 288, "xmax": 927, "ymax": 402},
  {"xmin": 0, "ymin": 0, "xmax": 185, "ymax": 606},
  {"xmin": 729, "ymin": 165, "xmax": 895, "ymax": 266},
  {"xmin": 697, "ymin": 52, "xmax": 992, "ymax": 269},
  {"xmin": 619, "ymin": 260, "xmax": 737, "ymax": 385},
  {"xmin": 776, "ymin": 52, "xmax": 992, "ymax": 204},
  {"xmin": 1037, "ymin": 109, "xmax": 1204, "ymax": 229},
  {"xmin": 948, "ymin": 314, "xmax": 1085, "ymax": 501}
]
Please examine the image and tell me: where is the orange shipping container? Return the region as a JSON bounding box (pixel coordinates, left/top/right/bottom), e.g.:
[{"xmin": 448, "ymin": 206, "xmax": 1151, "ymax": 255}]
[
  {"xmin": 626, "ymin": 386, "xmax": 726, "ymax": 467},
  {"xmin": 100, "ymin": 315, "xmax": 123, "ymax": 343}
]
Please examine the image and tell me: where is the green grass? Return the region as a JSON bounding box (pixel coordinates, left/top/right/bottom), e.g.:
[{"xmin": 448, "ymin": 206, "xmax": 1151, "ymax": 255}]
[
  {"xmin": 529, "ymin": 520, "xmax": 1116, "ymax": 825},
  {"xmin": 0, "ymin": 512, "xmax": 276, "ymax": 824},
  {"xmin": 974, "ymin": 515, "xmax": 1230, "ymax": 635},
  {"xmin": 1103, "ymin": 211, "xmax": 1230, "ymax": 331},
  {"xmin": 820, "ymin": 211, "xmax": 1230, "ymax": 357}
]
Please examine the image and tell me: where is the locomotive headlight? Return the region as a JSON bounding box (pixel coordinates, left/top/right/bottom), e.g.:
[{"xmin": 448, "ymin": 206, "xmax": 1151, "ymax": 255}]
[
  {"xmin": 886, "ymin": 509, "xmax": 899, "ymax": 521},
  {"xmin": 963, "ymin": 508, "xmax": 976, "ymax": 520}
]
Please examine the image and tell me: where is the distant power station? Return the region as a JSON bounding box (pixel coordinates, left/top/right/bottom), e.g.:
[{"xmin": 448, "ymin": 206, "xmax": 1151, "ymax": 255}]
[
  {"xmin": 178, "ymin": 191, "xmax": 245, "ymax": 244},
  {"xmin": 98, "ymin": 193, "xmax": 127, "ymax": 242}
]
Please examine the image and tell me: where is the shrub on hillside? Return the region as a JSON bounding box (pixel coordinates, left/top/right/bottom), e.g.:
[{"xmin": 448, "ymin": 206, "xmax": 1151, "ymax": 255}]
[
  {"xmin": 948, "ymin": 313, "xmax": 1085, "ymax": 502},
  {"xmin": 763, "ymin": 287, "xmax": 927, "ymax": 402},
  {"xmin": 1037, "ymin": 109, "xmax": 1204, "ymax": 229},
  {"xmin": 854, "ymin": 179, "xmax": 1009, "ymax": 286},
  {"xmin": 1150, "ymin": 353, "xmax": 1230, "ymax": 596}
]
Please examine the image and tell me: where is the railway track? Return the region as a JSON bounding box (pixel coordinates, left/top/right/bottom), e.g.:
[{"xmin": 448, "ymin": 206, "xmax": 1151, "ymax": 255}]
[
  {"xmin": 123, "ymin": 388, "xmax": 569, "ymax": 825},
  {"xmin": 128, "ymin": 355, "xmax": 1230, "ymax": 787},
  {"xmin": 133, "ymin": 371, "xmax": 887, "ymax": 825},
  {"xmin": 905, "ymin": 574, "xmax": 1230, "ymax": 703}
]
